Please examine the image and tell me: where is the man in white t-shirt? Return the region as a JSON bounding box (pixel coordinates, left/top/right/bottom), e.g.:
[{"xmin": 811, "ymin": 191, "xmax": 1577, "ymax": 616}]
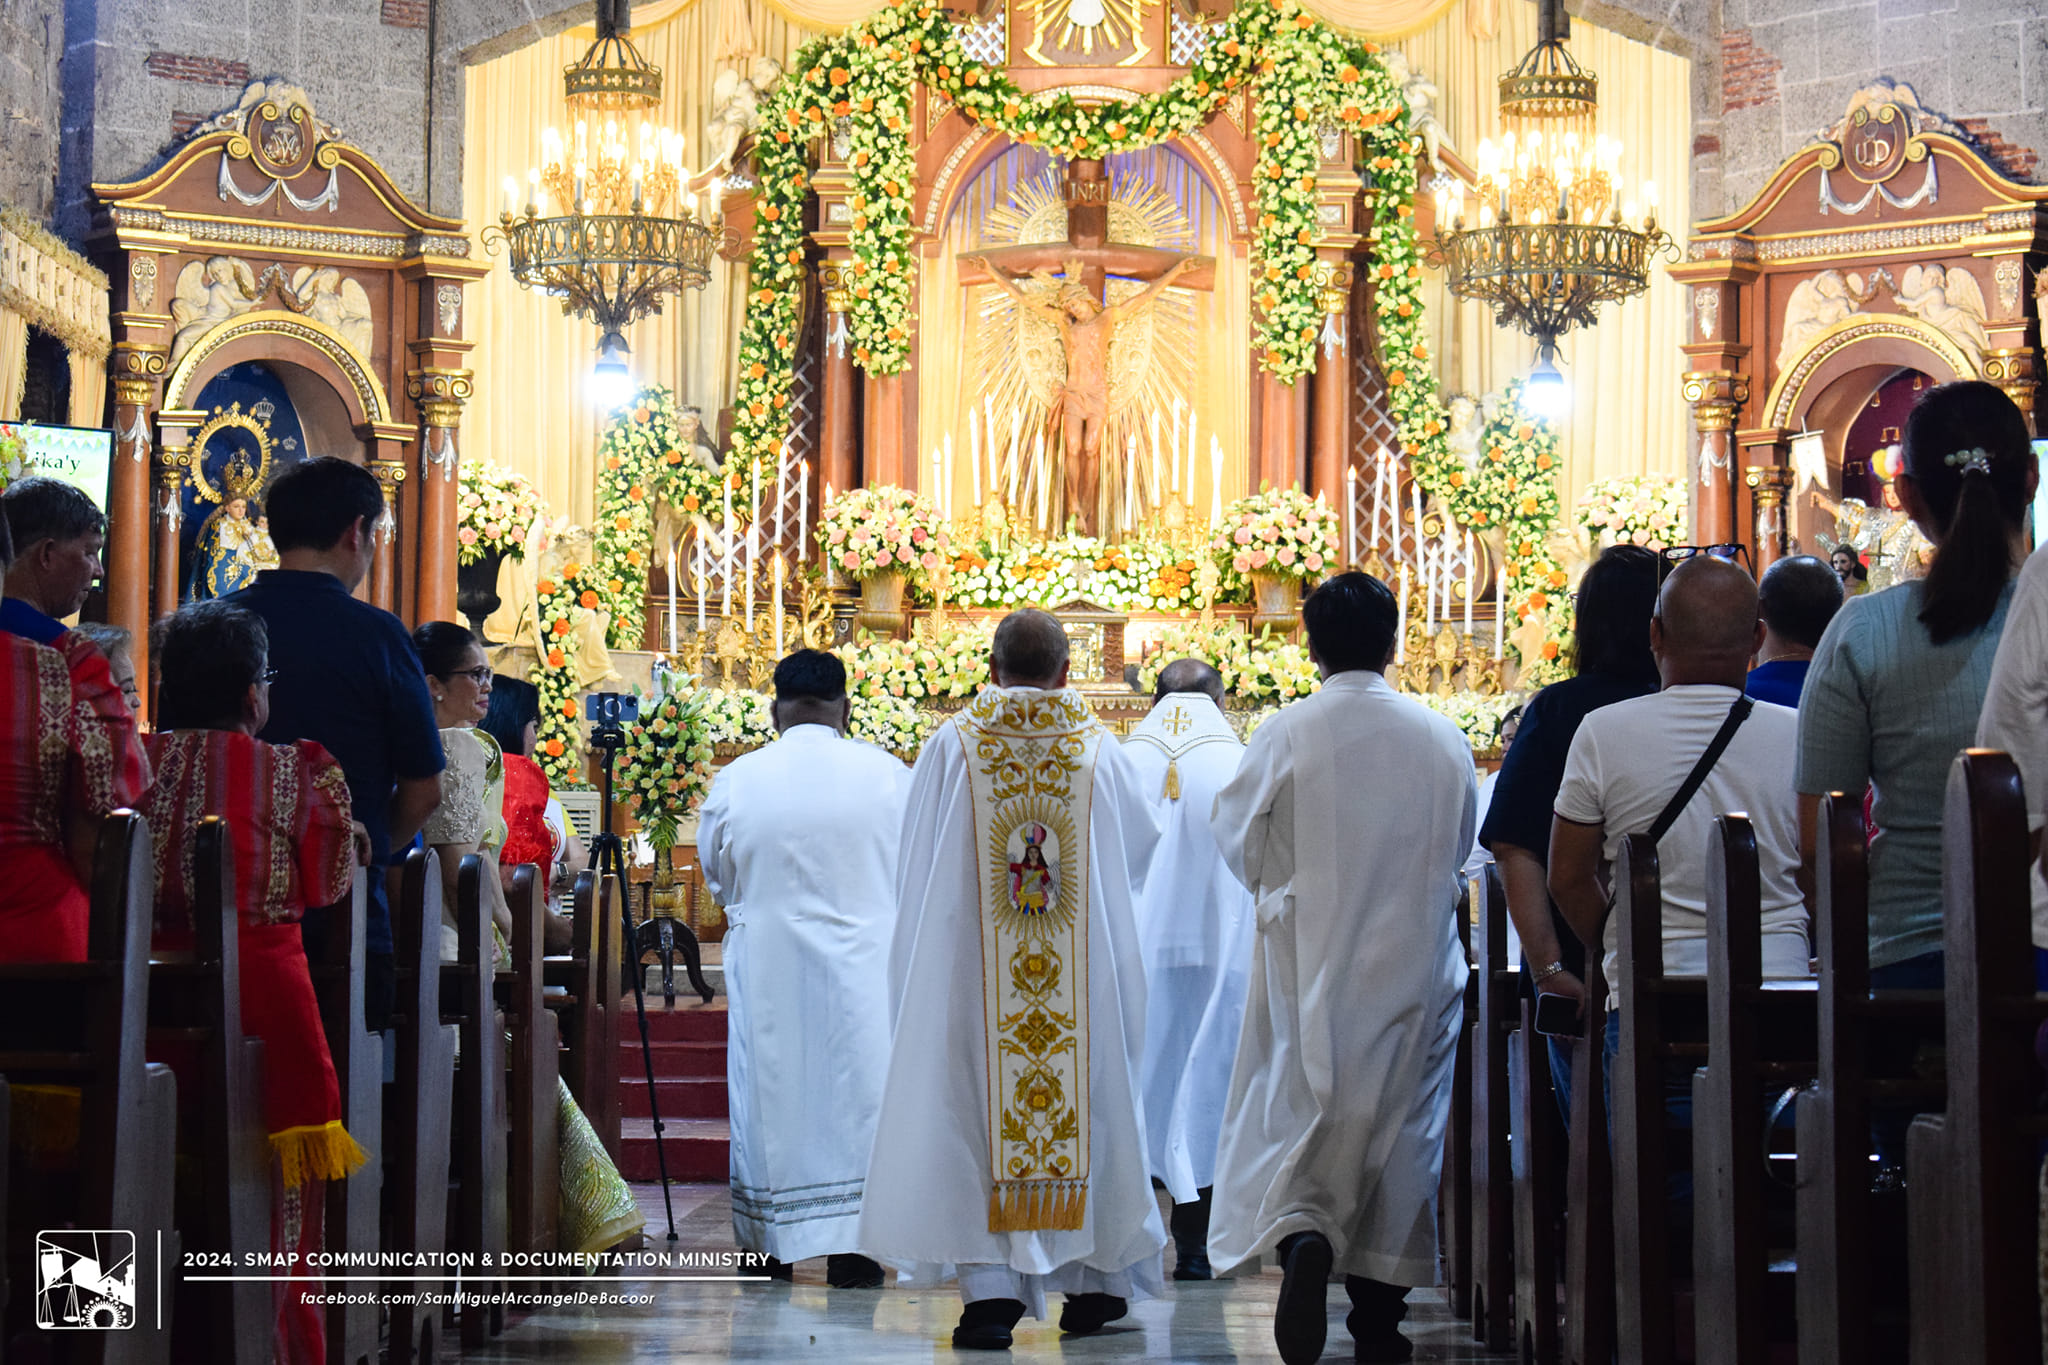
[
  {"xmin": 1549, "ymin": 553, "xmax": 1809, "ymax": 1005},
  {"xmin": 1547, "ymin": 553, "xmax": 1808, "ymax": 1263},
  {"xmin": 1973, "ymin": 542, "xmax": 2048, "ymax": 956}
]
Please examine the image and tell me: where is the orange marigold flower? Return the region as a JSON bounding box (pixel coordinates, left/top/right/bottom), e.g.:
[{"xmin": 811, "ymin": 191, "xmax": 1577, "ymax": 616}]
[
  {"xmin": 1536, "ymin": 454, "xmax": 1553, "ymax": 471},
  {"xmin": 551, "ymin": 620, "xmax": 571, "ymax": 637},
  {"xmin": 761, "ymin": 204, "xmax": 781, "ymax": 222},
  {"xmin": 543, "ymin": 739, "xmax": 564, "ymax": 758},
  {"xmin": 614, "ymin": 515, "xmax": 632, "ymax": 531},
  {"xmin": 1529, "ymin": 591, "xmax": 1549, "ymax": 610},
  {"xmin": 546, "ymin": 649, "xmax": 565, "ymax": 668},
  {"xmin": 1388, "ymin": 369, "xmax": 1407, "ymax": 386},
  {"xmin": 682, "ymin": 494, "xmax": 700, "ymax": 511},
  {"xmin": 627, "ymin": 486, "xmax": 646, "ymax": 502},
  {"xmin": 829, "ymin": 67, "xmax": 850, "ymax": 85},
  {"xmin": 579, "ymin": 591, "xmax": 599, "ymax": 609},
  {"xmin": 1396, "ymin": 302, "xmax": 1413, "ymax": 317},
  {"xmin": 1548, "ymin": 571, "xmax": 1568, "ymax": 589},
  {"xmin": 563, "ymin": 699, "xmax": 579, "ymax": 718},
  {"xmin": 1378, "ymin": 263, "xmax": 1394, "ymax": 279}
]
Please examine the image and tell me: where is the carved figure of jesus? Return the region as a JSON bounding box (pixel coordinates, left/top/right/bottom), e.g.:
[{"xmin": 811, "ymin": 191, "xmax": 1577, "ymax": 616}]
[{"xmin": 971, "ymin": 253, "xmax": 1194, "ymax": 535}]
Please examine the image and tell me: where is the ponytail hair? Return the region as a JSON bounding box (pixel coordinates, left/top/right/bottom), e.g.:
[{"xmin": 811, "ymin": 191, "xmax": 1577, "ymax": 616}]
[{"xmin": 1901, "ymin": 380, "xmax": 2034, "ymax": 645}]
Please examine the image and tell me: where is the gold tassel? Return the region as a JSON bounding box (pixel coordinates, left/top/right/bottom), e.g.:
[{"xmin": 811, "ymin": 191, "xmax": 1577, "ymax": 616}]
[
  {"xmin": 1163, "ymin": 759, "xmax": 1181, "ymax": 801},
  {"xmin": 271, "ymin": 1120, "xmax": 372, "ymax": 1188},
  {"xmin": 988, "ymin": 1179, "xmax": 1089, "ymax": 1233}
]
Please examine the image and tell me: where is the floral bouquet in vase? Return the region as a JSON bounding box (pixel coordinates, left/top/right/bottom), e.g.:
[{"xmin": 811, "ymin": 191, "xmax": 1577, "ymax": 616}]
[
  {"xmin": 1575, "ymin": 474, "xmax": 1689, "ymax": 552},
  {"xmin": 617, "ymin": 687, "xmax": 719, "ymax": 852},
  {"xmin": 1210, "ymin": 487, "xmax": 1339, "ymax": 627},
  {"xmin": 0, "ymin": 423, "xmax": 33, "ymax": 494},
  {"xmin": 456, "ymin": 459, "xmax": 547, "ymax": 566},
  {"xmin": 821, "ymin": 485, "xmax": 951, "ymax": 630}
]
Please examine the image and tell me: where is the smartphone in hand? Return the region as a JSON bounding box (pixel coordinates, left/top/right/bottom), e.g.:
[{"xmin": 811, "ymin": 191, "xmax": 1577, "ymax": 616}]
[{"xmin": 1534, "ymin": 990, "xmax": 1581, "ymax": 1038}]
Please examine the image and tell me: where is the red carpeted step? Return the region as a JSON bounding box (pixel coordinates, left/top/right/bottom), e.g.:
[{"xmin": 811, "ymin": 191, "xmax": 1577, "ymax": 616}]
[
  {"xmin": 620, "ymin": 1074, "xmax": 727, "ymax": 1119},
  {"xmin": 616, "ymin": 998, "xmax": 727, "ymax": 1043},
  {"xmin": 621, "ymin": 1038, "xmax": 725, "ymax": 1078},
  {"xmin": 619, "ymin": 1117, "xmax": 728, "ymax": 1182}
]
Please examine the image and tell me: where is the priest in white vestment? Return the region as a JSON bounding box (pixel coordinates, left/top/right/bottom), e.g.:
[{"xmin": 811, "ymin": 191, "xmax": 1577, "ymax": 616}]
[
  {"xmin": 1121, "ymin": 658, "xmax": 1255, "ymax": 1281},
  {"xmin": 1209, "ymin": 573, "xmax": 1476, "ymax": 1365},
  {"xmin": 697, "ymin": 649, "xmax": 910, "ymax": 1288},
  {"xmin": 860, "ymin": 609, "xmax": 1165, "ymax": 1350}
]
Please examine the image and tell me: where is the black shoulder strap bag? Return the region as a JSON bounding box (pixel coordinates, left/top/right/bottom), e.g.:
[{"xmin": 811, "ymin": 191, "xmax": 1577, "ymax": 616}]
[{"xmin": 1599, "ymin": 694, "xmax": 1754, "ymax": 935}]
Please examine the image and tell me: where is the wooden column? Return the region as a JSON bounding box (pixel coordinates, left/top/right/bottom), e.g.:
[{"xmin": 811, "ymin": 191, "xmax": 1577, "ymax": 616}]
[
  {"xmin": 1683, "ymin": 370, "xmax": 1750, "ymax": 546},
  {"xmin": 152, "ymin": 409, "xmax": 205, "ymax": 620},
  {"xmin": 1308, "ymin": 261, "xmax": 1354, "ymax": 507},
  {"xmin": 1256, "ymin": 370, "xmax": 1306, "ymax": 492},
  {"xmin": 403, "ymin": 375, "xmax": 469, "ymax": 626},
  {"xmin": 368, "ymin": 457, "xmax": 406, "ymax": 614},
  {"xmin": 107, "ymin": 341, "xmax": 168, "ymax": 700},
  {"xmin": 864, "ymin": 372, "xmax": 908, "ymax": 490},
  {"xmin": 817, "ymin": 260, "xmax": 859, "ymax": 498},
  {"xmin": 1737, "ymin": 427, "xmax": 1790, "ymax": 572}
]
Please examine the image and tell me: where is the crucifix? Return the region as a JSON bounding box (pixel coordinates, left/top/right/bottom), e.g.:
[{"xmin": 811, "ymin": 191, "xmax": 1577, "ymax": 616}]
[{"xmin": 959, "ymin": 158, "xmax": 1215, "ymax": 536}]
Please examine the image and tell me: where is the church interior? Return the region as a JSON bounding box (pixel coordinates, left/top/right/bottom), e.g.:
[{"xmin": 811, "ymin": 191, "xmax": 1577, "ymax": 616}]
[{"xmin": 1, "ymin": 0, "xmax": 2047, "ymax": 1359}]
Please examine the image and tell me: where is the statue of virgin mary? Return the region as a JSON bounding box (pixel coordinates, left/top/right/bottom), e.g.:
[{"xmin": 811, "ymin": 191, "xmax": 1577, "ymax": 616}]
[{"xmin": 192, "ymin": 494, "xmax": 280, "ymax": 599}]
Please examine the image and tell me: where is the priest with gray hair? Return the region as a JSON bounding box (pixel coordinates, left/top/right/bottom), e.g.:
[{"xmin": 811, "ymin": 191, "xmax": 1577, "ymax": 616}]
[
  {"xmin": 1121, "ymin": 657, "xmax": 1255, "ymax": 1280},
  {"xmin": 859, "ymin": 608, "xmax": 1164, "ymax": 1349}
]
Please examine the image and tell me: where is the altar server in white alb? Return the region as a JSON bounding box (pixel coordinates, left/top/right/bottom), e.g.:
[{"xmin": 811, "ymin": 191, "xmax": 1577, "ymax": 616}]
[
  {"xmin": 696, "ymin": 649, "xmax": 909, "ymax": 1289},
  {"xmin": 1120, "ymin": 657, "xmax": 1255, "ymax": 1281},
  {"xmin": 860, "ymin": 609, "xmax": 1165, "ymax": 1350},
  {"xmin": 1209, "ymin": 573, "xmax": 1476, "ymax": 1365}
]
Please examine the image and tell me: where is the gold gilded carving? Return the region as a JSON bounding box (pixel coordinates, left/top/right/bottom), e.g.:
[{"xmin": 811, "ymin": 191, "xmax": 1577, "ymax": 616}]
[
  {"xmin": 818, "ymin": 262, "xmax": 854, "ymax": 309},
  {"xmin": 1682, "ymin": 370, "xmax": 1750, "ymax": 432},
  {"xmin": 164, "ymin": 311, "xmax": 392, "ymax": 424},
  {"xmin": 1021, "ymin": 0, "xmax": 1155, "ymax": 68},
  {"xmin": 131, "ymin": 257, "xmax": 157, "ymax": 308},
  {"xmin": 169, "ymin": 257, "xmax": 374, "ymax": 365},
  {"xmin": 1981, "ymin": 348, "xmax": 2036, "ymax": 417}
]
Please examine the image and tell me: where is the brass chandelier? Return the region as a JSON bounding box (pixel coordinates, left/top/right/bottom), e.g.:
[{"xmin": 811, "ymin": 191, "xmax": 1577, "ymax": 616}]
[
  {"xmin": 485, "ymin": 0, "xmax": 718, "ymax": 390},
  {"xmin": 1424, "ymin": 0, "xmax": 1674, "ymax": 410}
]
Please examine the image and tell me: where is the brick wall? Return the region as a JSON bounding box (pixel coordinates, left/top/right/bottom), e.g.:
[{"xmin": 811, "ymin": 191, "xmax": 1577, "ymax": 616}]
[
  {"xmin": 144, "ymin": 51, "xmax": 252, "ymax": 86},
  {"xmin": 1720, "ymin": 29, "xmax": 1784, "ymax": 114},
  {"xmin": 380, "ymin": 0, "xmax": 428, "ymax": 31}
]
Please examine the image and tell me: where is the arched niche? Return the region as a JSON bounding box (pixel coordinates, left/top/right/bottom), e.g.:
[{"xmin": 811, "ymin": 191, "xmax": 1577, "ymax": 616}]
[{"xmin": 161, "ymin": 309, "xmax": 393, "ymax": 440}]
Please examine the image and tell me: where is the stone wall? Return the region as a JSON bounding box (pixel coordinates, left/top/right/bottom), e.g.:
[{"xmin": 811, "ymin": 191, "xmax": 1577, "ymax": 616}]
[
  {"xmin": 0, "ymin": 0, "xmax": 66, "ymax": 220},
  {"xmin": 57, "ymin": 0, "xmax": 434, "ymax": 235},
  {"xmin": 1710, "ymin": 0, "xmax": 2048, "ymax": 217}
]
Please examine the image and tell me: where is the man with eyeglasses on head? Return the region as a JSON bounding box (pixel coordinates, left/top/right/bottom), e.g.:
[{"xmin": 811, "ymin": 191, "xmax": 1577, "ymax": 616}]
[{"xmin": 223, "ymin": 457, "xmax": 445, "ymax": 1032}]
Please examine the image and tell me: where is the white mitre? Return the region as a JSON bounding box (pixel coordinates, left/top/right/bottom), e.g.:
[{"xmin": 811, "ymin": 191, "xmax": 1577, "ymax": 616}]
[{"xmin": 1125, "ymin": 690, "xmax": 1238, "ymax": 801}]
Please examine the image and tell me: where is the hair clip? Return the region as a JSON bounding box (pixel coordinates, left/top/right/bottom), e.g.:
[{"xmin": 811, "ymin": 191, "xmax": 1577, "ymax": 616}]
[{"xmin": 1944, "ymin": 447, "xmax": 1994, "ymax": 476}]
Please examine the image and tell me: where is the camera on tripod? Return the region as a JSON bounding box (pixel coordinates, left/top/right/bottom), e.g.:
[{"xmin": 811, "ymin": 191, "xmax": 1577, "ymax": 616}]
[{"xmin": 586, "ymin": 691, "xmax": 639, "ymax": 749}]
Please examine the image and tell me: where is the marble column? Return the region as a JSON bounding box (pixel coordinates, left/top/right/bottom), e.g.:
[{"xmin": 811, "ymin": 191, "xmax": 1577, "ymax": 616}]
[
  {"xmin": 405, "ymin": 369, "xmax": 471, "ymax": 625},
  {"xmin": 107, "ymin": 342, "xmax": 168, "ymax": 697},
  {"xmin": 1307, "ymin": 261, "xmax": 1354, "ymax": 509},
  {"xmin": 1682, "ymin": 370, "xmax": 1750, "ymax": 545},
  {"xmin": 817, "ymin": 260, "xmax": 858, "ymax": 501}
]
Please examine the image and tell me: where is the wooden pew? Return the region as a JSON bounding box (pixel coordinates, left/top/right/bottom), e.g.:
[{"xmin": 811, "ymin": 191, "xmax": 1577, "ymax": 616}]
[
  {"xmin": 1560, "ymin": 961, "xmax": 1613, "ymax": 1365},
  {"xmin": 1795, "ymin": 792, "xmax": 1944, "ymax": 1365},
  {"xmin": 1438, "ymin": 879, "xmax": 1473, "ymax": 1329},
  {"xmin": 1610, "ymin": 833, "xmax": 1705, "ymax": 1365},
  {"xmin": 500, "ymin": 865, "xmax": 560, "ymax": 1261},
  {"xmin": 386, "ymin": 849, "xmax": 457, "ymax": 1365},
  {"xmin": 147, "ymin": 816, "xmax": 269, "ymax": 1365},
  {"xmin": 308, "ymin": 870, "xmax": 380, "ymax": 1365},
  {"xmin": 0, "ymin": 812, "xmax": 177, "ymax": 1364},
  {"xmin": 593, "ymin": 871, "xmax": 624, "ymax": 1166},
  {"xmin": 1465, "ymin": 867, "xmax": 1513, "ymax": 1349},
  {"xmin": 1905, "ymin": 750, "xmax": 2041, "ymax": 1364},
  {"xmin": 548, "ymin": 871, "xmax": 606, "ymax": 1131},
  {"xmin": 1692, "ymin": 814, "xmax": 1814, "ymax": 1365},
  {"xmin": 1511, "ymin": 992, "xmax": 1567, "ymax": 1365},
  {"xmin": 448, "ymin": 855, "xmax": 508, "ymax": 1343}
]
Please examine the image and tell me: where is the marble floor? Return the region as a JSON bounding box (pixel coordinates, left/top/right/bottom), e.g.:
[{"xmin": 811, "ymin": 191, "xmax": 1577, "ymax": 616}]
[{"xmin": 454, "ymin": 1184, "xmax": 1503, "ymax": 1363}]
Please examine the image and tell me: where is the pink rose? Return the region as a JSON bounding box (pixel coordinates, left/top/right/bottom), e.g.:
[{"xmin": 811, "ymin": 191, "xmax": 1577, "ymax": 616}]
[
  {"xmin": 875, "ymin": 549, "xmax": 894, "ymax": 566},
  {"xmin": 1250, "ymin": 550, "xmax": 1271, "ymax": 569},
  {"xmin": 1277, "ymin": 547, "xmax": 1297, "ymax": 567},
  {"xmin": 1234, "ymin": 527, "xmax": 1253, "ymax": 545},
  {"xmin": 1305, "ymin": 552, "xmax": 1325, "ymax": 571},
  {"xmin": 841, "ymin": 551, "xmax": 860, "ymax": 570},
  {"xmin": 1260, "ymin": 526, "xmax": 1280, "ymax": 542},
  {"xmin": 829, "ymin": 527, "xmax": 847, "ymax": 544},
  {"xmin": 1233, "ymin": 553, "xmax": 1252, "ymax": 573},
  {"xmin": 458, "ymin": 528, "xmax": 479, "ymax": 545},
  {"xmin": 921, "ymin": 553, "xmax": 939, "ymax": 571},
  {"xmin": 912, "ymin": 527, "xmax": 928, "ymax": 545}
]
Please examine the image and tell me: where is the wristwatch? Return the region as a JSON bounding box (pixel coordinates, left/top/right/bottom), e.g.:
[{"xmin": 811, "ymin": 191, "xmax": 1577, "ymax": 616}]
[{"xmin": 1531, "ymin": 960, "xmax": 1567, "ymax": 984}]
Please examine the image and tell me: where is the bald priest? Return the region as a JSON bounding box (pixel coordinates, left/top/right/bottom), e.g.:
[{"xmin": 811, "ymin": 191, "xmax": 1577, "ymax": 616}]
[{"xmin": 859, "ymin": 608, "xmax": 1166, "ymax": 1350}]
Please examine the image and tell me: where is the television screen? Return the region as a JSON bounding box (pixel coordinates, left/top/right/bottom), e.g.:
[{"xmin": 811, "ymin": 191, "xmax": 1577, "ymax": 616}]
[
  {"xmin": 1, "ymin": 423, "xmax": 115, "ymax": 513},
  {"xmin": 2034, "ymin": 439, "xmax": 2048, "ymax": 552}
]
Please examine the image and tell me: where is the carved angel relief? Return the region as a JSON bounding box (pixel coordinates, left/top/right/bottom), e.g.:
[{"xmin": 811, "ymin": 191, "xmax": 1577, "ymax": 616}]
[{"xmin": 169, "ymin": 256, "xmax": 374, "ymax": 364}]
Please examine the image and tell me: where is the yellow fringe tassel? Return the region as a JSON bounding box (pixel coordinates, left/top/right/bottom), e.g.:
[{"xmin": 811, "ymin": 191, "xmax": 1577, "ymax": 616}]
[
  {"xmin": 271, "ymin": 1121, "xmax": 372, "ymax": 1188},
  {"xmin": 1163, "ymin": 759, "xmax": 1181, "ymax": 802},
  {"xmin": 987, "ymin": 1179, "xmax": 1087, "ymax": 1233}
]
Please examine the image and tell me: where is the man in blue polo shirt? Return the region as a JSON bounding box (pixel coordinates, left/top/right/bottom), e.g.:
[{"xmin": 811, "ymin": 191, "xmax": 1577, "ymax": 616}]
[{"xmin": 225, "ymin": 457, "xmax": 444, "ymax": 1029}]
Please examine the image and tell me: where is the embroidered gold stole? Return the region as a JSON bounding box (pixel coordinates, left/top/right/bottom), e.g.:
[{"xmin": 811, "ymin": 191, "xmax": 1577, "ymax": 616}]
[{"xmin": 957, "ymin": 686, "xmax": 1104, "ymax": 1233}]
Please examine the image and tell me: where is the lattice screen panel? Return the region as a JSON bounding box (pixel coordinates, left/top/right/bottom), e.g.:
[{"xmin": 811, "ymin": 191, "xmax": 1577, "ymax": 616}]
[{"xmin": 955, "ymin": 9, "xmax": 1006, "ymax": 65}]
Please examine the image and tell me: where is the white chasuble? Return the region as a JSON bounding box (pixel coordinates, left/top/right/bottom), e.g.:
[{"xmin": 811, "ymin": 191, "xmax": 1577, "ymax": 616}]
[
  {"xmin": 1121, "ymin": 692, "xmax": 1255, "ymax": 1201},
  {"xmin": 860, "ymin": 685, "xmax": 1166, "ymax": 1309},
  {"xmin": 696, "ymin": 724, "xmax": 910, "ymax": 1262},
  {"xmin": 1207, "ymin": 670, "xmax": 1475, "ymax": 1286}
]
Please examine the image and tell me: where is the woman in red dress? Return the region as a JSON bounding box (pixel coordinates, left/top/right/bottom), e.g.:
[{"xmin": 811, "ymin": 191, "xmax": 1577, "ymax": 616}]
[
  {"xmin": 142, "ymin": 601, "xmax": 369, "ymax": 1364},
  {"xmin": 0, "ymin": 542, "xmax": 150, "ymax": 962}
]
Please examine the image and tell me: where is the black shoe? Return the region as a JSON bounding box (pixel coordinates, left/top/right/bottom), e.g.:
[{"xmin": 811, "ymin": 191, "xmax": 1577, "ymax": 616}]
[
  {"xmin": 953, "ymin": 1298, "xmax": 1026, "ymax": 1351},
  {"xmin": 1058, "ymin": 1292, "xmax": 1128, "ymax": 1335},
  {"xmin": 1344, "ymin": 1276, "xmax": 1411, "ymax": 1363},
  {"xmin": 1170, "ymin": 1189, "xmax": 1214, "ymax": 1281},
  {"xmin": 759, "ymin": 1256, "xmax": 794, "ymax": 1282},
  {"xmin": 1274, "ymin": 1232, "xmax": 1333, "ymax": 1365},
  {"xmin": 826, "ymin": 1254, "xmax": 884, "ymax": 1289}
]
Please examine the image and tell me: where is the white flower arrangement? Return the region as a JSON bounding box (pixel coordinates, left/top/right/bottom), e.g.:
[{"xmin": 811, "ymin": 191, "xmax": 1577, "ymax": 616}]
[
  {"xmin": 839, "ymin": 620, "xmax": 994, "ymax": 702},
  {"xmin": 849, "ymin": 693, "xmax": 934, "ymax": 759},
  {"xmin": 1575, "ymin": 474, "xmax": 1689, "ymax": 552},
  {"xmin": 1414, "ymin": 690, "xmax": 1526, "ymax": 754},
  {"xmin": 697, "ymin": 690, "xmax": 776, "ymax": 750},
  {"xmin": 455, "ymin": 459, "xmax": 547, "ymax": 567}
]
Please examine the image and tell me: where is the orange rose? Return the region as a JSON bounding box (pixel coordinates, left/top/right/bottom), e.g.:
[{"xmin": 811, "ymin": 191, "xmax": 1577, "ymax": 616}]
[
  {"xmin": 543, "ymin": 739, "xmax": 564, "ymax": 758},
  {"xmin": 546, "ymin": 649, "xmax": 565, "ymax": 668},
  {"xmin": 563, "ymin": 699, "xmax": 579, "ymax": 718},
  {"xmin": 579, "ymin": 590, "xmax": 599, "ymax": 609},
  {"xmin": 1542, "ymin": 641, "xmax": 1560, "ymax": 661},
  {"xmin": 551, "ymin": 620, "xmax": 571, "ymax": 637},
  {"xmin": 536, "ymin": 579, "xmax": 556, "ymax": 596}
]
